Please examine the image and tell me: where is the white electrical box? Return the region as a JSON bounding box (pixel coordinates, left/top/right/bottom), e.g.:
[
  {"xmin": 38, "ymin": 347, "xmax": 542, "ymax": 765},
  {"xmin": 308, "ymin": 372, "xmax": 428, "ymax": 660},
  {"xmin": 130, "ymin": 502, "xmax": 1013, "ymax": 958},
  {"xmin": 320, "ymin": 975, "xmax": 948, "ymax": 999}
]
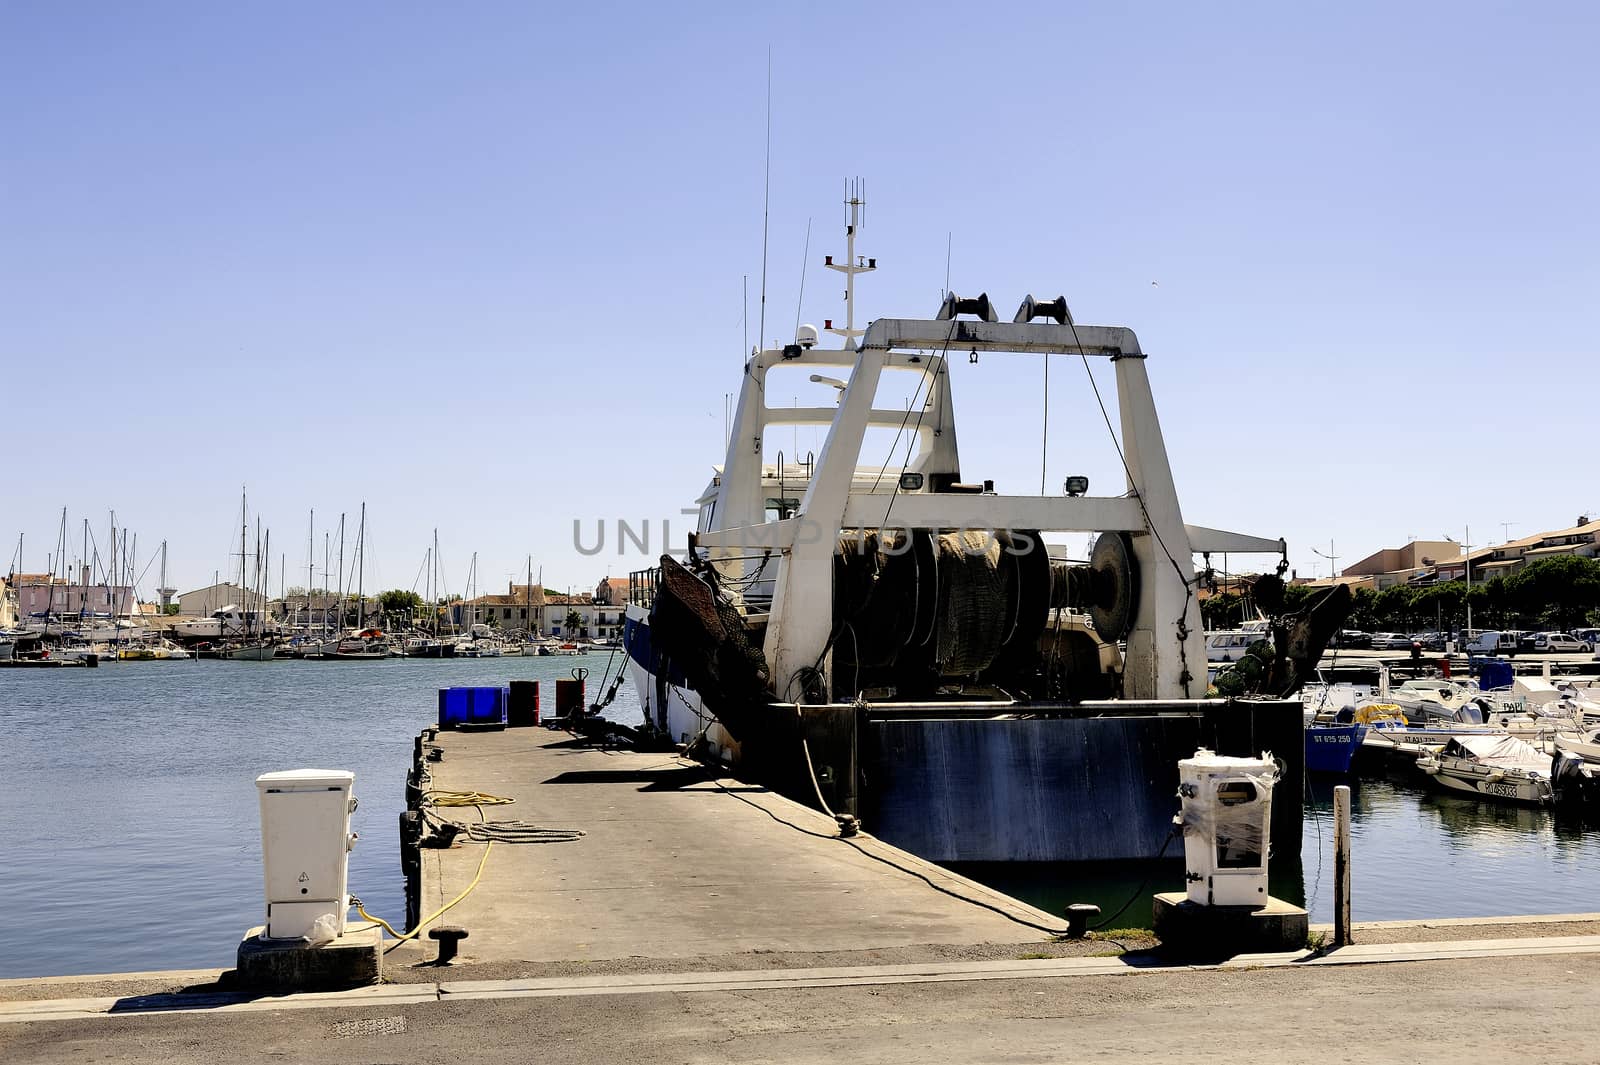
[
  {"xmin": 1177, "ymin": 749, "xmax": 1277, "ymax": 907},
  {"xmin": 255, "ymin": 769, "xmax": 358, "ymax": 941}
]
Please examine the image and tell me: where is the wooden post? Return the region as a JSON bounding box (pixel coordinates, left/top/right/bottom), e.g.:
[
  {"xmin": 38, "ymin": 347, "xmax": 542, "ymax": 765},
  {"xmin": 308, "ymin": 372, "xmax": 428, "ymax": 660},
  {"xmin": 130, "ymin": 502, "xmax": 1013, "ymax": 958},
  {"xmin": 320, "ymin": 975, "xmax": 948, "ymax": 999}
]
[{"xmin": 1333, "ymin": 784, "xmax": 1352, "ymax": 947}]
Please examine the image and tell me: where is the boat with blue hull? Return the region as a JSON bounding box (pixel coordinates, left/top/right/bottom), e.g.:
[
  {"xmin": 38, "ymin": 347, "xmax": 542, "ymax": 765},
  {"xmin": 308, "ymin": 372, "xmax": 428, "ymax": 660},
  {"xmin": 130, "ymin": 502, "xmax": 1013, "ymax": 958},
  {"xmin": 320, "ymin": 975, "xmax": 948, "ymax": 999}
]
[
  {"xmin": 1305, "ymin": 723, "xmax": 1366, "ymax": 774},
  {"xmin": 620, "ymin": 189, "xmax": 1348, "ymax": 863}
]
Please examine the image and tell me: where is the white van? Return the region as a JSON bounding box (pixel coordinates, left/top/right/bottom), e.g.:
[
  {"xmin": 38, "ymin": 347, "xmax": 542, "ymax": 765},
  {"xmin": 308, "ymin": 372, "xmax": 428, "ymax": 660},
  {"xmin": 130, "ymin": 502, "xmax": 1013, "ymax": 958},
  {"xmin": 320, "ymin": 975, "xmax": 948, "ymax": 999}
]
[{"xmin": 1467, "ymin": 630, "xmax": 1523, "ymax": 654}]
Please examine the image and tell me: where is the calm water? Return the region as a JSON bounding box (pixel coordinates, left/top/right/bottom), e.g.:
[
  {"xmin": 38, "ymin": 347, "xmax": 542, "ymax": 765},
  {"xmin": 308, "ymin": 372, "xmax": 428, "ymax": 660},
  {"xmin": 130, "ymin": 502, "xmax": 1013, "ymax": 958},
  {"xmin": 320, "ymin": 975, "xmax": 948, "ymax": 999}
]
[
  {"xmin": 958, "ymin": 772, "xmax": 1600, "ymax": 929},
  {"xmin": 0, "ymin": 653, "xmax": 638, "ymax": 979},
  {"xmin": 3, "ymin": 661, "xmax": 1597, "ymax": 978}
]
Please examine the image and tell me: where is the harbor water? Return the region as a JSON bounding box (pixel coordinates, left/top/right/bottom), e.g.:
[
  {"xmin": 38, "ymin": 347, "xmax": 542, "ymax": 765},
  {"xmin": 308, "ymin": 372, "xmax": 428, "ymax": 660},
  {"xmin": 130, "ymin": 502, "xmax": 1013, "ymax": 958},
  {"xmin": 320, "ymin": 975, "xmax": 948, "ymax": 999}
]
[
  {"xmin": 0, "ymin": 654, "xmax": 640, "ymax": 980},
  {"xmin": 3, "ymin": 662, "xmax": 1597, "ymax": 978}
]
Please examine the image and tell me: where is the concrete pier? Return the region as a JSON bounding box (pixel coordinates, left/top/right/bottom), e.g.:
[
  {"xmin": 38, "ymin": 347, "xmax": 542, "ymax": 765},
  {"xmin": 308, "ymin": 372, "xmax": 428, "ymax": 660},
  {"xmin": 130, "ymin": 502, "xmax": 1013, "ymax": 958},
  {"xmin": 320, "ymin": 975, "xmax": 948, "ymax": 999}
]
[{"xmin": 408, "ymin": 728, "xmax": 1061, "ymax": 968}]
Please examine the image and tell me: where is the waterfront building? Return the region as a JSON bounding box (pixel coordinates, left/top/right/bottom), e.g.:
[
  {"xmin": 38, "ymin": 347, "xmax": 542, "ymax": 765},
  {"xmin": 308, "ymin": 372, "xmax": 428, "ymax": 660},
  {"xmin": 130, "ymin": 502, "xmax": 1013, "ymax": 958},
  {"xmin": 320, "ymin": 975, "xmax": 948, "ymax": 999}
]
[
  {"xmin": 450, "ymin": 580, "xmax": 627, "ymax": 638},
  {"xmin": 595, "ymin": 576, "xmax": 627, "ymax": 606},
  {"xmin": 176, "ymin": 580, "xmax": 269, "ymax": 618},
  {"xmin": 541, "ymin": 591, "xmax": 624, "ymax": 639},
  {"xmin": 456, "ymin": 582, "xmax": 546, "ymax": 631},
  {"xmin": 13, "ymin": 568, "xmax": 136, "ymax": 617},
  {"xmin": 1429, "ymin": 516, "xmax": 1598, "ymax": 582}
]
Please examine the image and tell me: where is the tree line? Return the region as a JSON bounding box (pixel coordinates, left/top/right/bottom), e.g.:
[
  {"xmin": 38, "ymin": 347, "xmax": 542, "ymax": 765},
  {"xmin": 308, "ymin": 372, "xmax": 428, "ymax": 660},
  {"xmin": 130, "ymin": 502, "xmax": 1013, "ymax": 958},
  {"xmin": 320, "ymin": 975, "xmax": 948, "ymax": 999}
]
[{"xmin": 1201, "ymin": 555, "xmax": 1600, "ymax": 632}]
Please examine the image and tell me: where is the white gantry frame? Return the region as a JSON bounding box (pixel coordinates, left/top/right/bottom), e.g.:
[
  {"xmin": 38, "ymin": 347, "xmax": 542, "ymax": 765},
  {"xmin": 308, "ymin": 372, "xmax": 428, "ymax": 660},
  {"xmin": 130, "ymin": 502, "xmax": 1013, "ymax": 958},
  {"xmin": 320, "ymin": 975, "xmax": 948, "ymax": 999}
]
[{"xmin": 701, "ymin": 318, "xmax": 1284, "ymax": 702}]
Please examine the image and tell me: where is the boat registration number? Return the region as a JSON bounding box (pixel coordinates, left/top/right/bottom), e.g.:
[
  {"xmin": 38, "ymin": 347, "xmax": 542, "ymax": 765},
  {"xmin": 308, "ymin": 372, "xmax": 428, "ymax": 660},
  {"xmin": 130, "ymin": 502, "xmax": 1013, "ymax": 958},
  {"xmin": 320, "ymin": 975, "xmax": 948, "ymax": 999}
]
[{"xmin": 1484, "ymin": 782, "xmax": 1521, "ymax": 799}]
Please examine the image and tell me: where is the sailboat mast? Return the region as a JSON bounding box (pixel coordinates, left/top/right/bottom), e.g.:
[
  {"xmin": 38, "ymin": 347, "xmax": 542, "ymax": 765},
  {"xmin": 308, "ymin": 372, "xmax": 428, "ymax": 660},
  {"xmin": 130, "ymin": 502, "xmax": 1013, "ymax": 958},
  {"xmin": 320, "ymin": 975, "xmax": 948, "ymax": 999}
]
[
  {"xmin": 336, "ymin": 513, "xmax": 346, "ymax": 634},
  {"xmin": 238, "ymin": 490, "xmax": 248, "ymax": 638},
  {"xmin": 263, "ymin": 531, "xmax": 272, "ymax": 639},
  {"xmin": 108, "ymin": 523, "xmax": 115, "ymax": 643},
  {"xmin": 80, "ymin": 518, "xmax": 88, "ymax": 619},
  {"xmin": 356, "ymin": 502, "xmax": 366, "ymax": 630}
]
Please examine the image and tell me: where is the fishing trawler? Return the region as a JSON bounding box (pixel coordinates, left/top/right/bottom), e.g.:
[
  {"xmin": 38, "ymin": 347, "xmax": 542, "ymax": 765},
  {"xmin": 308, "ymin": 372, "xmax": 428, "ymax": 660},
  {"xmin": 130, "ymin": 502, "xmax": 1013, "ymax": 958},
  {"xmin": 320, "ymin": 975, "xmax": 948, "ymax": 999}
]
[{"xmin": 621, "ymin": 188, "xmax": 1349, "ymax": 864}]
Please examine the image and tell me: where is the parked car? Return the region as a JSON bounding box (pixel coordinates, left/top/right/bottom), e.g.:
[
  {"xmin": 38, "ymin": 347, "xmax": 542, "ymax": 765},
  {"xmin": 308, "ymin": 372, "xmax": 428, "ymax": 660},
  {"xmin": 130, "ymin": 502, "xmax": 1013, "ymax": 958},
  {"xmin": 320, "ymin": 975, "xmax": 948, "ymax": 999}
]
[
  {"xmin": 1572, "ymin": 628, "xmax": 1600, "ymax": 648},
  {"xmin": 1467, "ymin": 630, "xmax": 1524, "ymax": 654},
  {"xmin": 1410, "ymin": 631, "xmax": 1445, "ymax": 651},
  {"xmin": 1330, "ymin": 629, "xmax": 1372, "ymax": 649},
  {"xmin": 1371, "ymin": 632, "xmax": 1415, "ymax": 650},
  {"xmin": 1518, "ymin": 631, "xmax": 1592, "ymax": 653}
]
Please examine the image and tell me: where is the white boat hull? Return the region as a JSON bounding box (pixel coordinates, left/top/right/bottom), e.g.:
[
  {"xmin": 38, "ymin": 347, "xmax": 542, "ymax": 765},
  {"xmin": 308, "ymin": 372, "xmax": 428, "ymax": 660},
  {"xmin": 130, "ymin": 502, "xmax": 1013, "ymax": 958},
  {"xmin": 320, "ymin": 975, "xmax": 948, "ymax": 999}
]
[
  {"xmin": 1419, "ymin": 756, "xmax": 1552, "ymax": 804},
  {"xmin": 1555, "ymin": 734, "xmax": 1600, "ymax": 764},
  {"xmin": 623, "ymin": 604, "xmax": 737, "ymax": 757}
]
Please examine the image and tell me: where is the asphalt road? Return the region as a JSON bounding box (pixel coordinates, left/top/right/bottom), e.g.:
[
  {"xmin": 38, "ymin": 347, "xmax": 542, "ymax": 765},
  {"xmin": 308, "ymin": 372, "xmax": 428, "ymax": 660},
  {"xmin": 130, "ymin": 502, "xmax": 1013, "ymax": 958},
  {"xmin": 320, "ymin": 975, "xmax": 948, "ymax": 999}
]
[{"xmin": 6, "ymin": 952, "xmax": 1597, "ymax": 1065}]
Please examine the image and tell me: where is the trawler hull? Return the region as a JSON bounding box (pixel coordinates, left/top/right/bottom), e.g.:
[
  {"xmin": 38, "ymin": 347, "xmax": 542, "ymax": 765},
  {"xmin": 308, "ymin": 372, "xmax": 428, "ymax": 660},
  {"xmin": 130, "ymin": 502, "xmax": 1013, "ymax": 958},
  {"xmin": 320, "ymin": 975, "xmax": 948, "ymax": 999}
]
[{"xmin": 626, "ymin": 601, "xmax": 1303, "ymax": 862}]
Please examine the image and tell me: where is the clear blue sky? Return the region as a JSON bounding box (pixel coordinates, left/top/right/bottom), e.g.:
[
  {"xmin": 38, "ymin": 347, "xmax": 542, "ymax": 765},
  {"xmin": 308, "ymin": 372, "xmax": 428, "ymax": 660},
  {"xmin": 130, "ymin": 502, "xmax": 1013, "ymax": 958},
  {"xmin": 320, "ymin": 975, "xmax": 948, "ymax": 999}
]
[{"xmin": 4, "ymin": 2, "xmax": 1596, "ymax": 598}]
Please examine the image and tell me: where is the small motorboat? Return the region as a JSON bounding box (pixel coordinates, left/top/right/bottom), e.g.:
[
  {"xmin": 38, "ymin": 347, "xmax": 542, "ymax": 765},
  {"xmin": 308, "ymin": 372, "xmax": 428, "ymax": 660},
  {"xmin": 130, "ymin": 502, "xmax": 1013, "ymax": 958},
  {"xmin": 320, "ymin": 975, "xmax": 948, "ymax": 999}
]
[
  {"xmin": 331, "ymin": 629, "xmax": 389, "ymax": 660},
  {"xmin": 1417, "ymin": 735, "xmax": 1555, "ymax": 805},
  {"xmin": 1553, "ymin": 727, "xmax": 1600, "ymax": 764},
  {"xmin": 1305, "ymin": 720, "xmax": 1367, "ymax": 774}
]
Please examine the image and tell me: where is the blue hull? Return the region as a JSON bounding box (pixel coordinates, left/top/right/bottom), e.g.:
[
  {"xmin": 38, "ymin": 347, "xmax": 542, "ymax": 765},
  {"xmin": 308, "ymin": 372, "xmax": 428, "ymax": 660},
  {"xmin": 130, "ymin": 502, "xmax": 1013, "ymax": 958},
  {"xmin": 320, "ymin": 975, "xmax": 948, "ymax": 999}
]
[{"xmin": 1306, "ymin": 723, "xmax": 1366, "ymax": 774}]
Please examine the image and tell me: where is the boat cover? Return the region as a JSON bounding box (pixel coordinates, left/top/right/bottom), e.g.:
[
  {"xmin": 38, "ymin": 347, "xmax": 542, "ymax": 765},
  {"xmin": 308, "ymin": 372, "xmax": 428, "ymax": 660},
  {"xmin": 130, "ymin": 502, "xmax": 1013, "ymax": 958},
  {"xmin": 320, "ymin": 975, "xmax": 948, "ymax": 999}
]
[
  {"xmin": 1513, "ymin": 678, "xmax": 1563, "ymax": 706},
  {"xmin": 1443, "ymin": 734, "xmax": 1550, "ymax": 770}
]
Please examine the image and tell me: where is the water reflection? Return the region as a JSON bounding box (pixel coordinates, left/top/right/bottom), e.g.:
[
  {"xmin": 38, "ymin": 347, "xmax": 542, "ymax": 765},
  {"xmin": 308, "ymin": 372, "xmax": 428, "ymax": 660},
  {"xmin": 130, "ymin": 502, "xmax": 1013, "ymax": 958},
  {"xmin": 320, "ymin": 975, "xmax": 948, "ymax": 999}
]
[
  {"xmin": 0, "ymin": 654, "xmax": 638, "ymax": 979},
  {"xmin": 1301, "ymin": 770, "xmax": 1599, "ymax": 922},
  {"xmin": 956, "ymin": 770, "xmax": 1597, "ymax": 928}
]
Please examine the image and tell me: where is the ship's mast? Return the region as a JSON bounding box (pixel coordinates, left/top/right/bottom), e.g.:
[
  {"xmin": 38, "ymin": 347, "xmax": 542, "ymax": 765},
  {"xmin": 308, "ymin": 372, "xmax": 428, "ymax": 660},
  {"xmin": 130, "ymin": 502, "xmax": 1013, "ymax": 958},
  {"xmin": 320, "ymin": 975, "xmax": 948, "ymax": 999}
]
[{"xmin": 824, "ymin": 179, "xmax": 874, "ymax": 346}]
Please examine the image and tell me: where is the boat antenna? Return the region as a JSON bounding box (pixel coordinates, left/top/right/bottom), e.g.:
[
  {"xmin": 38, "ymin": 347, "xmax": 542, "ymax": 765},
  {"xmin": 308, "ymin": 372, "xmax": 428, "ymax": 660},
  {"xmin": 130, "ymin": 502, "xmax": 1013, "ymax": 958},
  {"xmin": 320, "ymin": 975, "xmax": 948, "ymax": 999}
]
[
  {"xmin": 943, "ymin": 232, "xmax": 952, "ymax": 301},
  {"xmin": 792, "ymin": 216, "xmax": 812, "ymax": 338},
  {"xmin": 825, "ymin": 179, "xmax": 873, "ymax": 345},
  {"xmin": 742, "ymin": 275, "xmax": 748, "ymax": 363},
  {"xmin": 757, "ymin": 48, "xmax": 771, "ymax": 354}
]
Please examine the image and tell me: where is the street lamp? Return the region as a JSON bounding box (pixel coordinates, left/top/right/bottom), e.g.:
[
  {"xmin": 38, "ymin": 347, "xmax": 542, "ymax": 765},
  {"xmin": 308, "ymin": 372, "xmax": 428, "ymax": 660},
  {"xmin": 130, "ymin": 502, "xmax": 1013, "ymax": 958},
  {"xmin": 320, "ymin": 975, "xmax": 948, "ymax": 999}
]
[{"xmin": 1310, "ymin": 540, "xmax": 1339, "ymax": 582}]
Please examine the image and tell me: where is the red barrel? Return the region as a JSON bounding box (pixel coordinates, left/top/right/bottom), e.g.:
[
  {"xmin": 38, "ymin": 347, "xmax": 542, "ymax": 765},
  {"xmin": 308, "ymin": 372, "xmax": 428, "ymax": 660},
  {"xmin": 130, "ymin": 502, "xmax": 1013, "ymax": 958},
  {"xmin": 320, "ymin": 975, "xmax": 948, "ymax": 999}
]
[
  {"xmin": 508, "ymin": 680, "xmax": 540, "ymax": 727},
  {"xmin": 554, "ymin": 678, "xmax": 585, "ymax": 717}
]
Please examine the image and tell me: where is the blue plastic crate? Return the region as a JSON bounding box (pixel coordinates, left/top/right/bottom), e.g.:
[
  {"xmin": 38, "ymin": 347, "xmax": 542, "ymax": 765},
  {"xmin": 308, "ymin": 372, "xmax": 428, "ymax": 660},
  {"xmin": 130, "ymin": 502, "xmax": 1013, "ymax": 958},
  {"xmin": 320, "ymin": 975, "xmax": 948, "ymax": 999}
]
[
  {"xmin": 466, "ymin": 686, "xmax": 507, "ymax": 725},
  {"xmin": 438, "ymin": 687, "xmax": 471, "ymax": 729}
]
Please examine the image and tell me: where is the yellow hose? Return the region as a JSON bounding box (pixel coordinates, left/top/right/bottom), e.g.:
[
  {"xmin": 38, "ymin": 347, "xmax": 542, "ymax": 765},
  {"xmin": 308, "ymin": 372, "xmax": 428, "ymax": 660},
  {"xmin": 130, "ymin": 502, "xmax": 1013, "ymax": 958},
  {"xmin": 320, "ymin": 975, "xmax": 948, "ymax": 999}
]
[
  {"xmin": 353, "ymin": 789, "xmax": 514, "ymax": 950},
  {"xmin": 354, "ymin": 839, "xmax": 493, "ymax": 946}
]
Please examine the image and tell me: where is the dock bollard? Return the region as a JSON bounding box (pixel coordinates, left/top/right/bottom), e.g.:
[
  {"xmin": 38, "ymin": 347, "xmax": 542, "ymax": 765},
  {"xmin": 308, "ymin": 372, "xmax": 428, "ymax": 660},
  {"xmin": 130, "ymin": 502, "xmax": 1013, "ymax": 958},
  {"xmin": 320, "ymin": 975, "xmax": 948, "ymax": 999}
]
[
  {"xmin": 1065, "ymin": 903, "xmax": 1101, "ymax": 939},
  {"xmin": 1333, "ymin": 784, "xmax": 1352, "ymax": 947},
  {"xmin": 429, "ymin": 926, "xmax": 469, "ymax": 965}
]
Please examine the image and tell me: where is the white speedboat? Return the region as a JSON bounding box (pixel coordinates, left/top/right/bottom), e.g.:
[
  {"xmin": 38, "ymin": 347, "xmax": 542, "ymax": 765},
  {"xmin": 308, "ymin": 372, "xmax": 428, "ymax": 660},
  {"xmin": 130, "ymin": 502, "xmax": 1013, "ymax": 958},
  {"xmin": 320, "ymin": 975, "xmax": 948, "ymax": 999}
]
[
  {"xmin": 174, "ymin": 606, "xmax": 250, "ymax": 640},
  {"xmin": 1205, "ymin": 621, "xmax": 1271, "ymax": 664},
  {"xmin": 1553, "ymin": 727, "xmax": 1600, "ymax": 764},
  {"xmin": 1417, "ymin": 735, "xmax": 1555, "ymax": 804}
]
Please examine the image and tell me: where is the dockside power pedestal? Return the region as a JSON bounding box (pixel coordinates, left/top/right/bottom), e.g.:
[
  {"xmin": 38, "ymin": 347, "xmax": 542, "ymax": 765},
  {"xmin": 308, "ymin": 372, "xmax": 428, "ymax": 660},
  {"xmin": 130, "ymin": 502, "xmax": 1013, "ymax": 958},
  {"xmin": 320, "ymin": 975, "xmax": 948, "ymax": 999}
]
[
  {"xmin": 255, "ymin": 769, "xmax": 358, "ymax": 942},
  {"xmin": 1177, "ymin": 750, "xmax": 1277, "ymax": 906}
]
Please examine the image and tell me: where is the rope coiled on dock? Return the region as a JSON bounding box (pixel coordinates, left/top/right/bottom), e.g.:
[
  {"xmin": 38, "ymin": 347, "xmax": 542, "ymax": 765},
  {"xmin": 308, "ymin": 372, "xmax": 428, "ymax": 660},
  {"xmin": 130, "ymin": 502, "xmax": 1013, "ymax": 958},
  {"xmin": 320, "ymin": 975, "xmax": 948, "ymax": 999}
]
[{"xmin": 421, "ymin": 788, "xmax": 585, "ymax": 845}]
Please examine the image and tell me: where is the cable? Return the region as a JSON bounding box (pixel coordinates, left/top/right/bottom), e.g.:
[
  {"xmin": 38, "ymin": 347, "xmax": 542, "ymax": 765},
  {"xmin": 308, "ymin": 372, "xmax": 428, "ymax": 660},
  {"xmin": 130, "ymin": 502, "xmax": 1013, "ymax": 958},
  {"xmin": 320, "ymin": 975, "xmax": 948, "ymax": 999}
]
[
  {"xmin": 357, "ymin": 786, "xmax": 582, "ymax": 956},
  {"xmin": 419, "ymin": 805, "xmax": 585, "ymax": 845},
  {"xmin": 1304, "ymin": 764, "xmax": 1325, "ymax": 912},
  {"xmin": 1073, "ymin": 336, "xmax": 1197, "ymax": 697},
  {"xmin": 699, "ymin": 762, "xmax": 1072, "ymax": 935},
  {"xmin": 1091, "ymin": 826, "xmax": 1179, "ymax": 930},
  {"xmin": 354, "ymin": 840, "xmax": 494, "ymax": 954}
]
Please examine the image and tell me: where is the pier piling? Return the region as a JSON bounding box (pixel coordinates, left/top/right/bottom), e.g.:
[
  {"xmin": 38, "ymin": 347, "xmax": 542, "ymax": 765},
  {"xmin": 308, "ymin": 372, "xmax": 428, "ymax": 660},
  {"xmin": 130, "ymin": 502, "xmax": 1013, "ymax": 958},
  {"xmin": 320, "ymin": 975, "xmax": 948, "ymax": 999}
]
[{"xmin": 1334, "ymin": 784, "xmax": 1352, "ymax": 947}]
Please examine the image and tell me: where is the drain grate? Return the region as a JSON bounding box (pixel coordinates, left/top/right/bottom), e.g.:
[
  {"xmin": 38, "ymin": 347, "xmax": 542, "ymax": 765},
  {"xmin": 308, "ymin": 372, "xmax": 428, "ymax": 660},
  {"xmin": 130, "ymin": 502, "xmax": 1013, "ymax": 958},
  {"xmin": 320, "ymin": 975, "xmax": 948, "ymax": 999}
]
[{"xmin": 331, "ymin": 1015, "xmax": 407, "ymax": 1038}]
